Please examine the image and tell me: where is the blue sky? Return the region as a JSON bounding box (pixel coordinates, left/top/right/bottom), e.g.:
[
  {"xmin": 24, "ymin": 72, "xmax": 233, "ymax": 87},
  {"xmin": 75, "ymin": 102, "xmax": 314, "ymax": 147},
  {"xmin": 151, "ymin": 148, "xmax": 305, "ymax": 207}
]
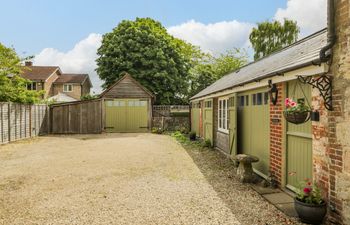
[
  {"xmin": 0, "ymin": 0, "xmax": 326, "ymax": 93},
  {"xmin": 1, "ymin": 0, "xmax": 287, "ymax": 55}
]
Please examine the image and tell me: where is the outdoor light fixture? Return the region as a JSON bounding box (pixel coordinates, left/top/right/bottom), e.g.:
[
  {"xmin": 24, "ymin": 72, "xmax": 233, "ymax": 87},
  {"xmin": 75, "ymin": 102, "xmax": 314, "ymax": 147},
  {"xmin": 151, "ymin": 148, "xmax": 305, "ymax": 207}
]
[{"xmin": 268, "ymin": 80, "xmax": 278, "ymax": 105}]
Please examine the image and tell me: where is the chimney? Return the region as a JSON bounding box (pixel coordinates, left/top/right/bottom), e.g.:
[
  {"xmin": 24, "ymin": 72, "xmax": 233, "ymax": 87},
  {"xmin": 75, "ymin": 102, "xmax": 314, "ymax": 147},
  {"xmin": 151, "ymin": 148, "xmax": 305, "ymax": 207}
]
[{"xmin": 25, "ymin": 61, "xmax": 33, "ymax": 66}]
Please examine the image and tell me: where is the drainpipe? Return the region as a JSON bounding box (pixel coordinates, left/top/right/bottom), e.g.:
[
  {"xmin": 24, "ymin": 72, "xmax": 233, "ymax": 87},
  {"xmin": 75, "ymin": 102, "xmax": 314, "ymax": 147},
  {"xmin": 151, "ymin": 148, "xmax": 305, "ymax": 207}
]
[{"xmin": 320, "ymin": 0, "xmax": 336, "ymax": 62}]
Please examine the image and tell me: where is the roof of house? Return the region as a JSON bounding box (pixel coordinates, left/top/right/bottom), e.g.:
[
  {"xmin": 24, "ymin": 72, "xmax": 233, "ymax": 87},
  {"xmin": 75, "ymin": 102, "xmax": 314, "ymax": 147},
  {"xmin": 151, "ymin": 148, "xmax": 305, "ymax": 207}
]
[
  {"xmin": 48, "ymin": 92, "xmax": 78, "ymax": 102},
  {"xmin": 54, "ymin": 73, "xmax": 91, "ymax": 86},
  {"xmin": 21, "ymin": 66, "xmax": 60, "ymax": 81},
  {"xmin": 190, "ymin": 28, "xmax": 328, "ymax": 100}
]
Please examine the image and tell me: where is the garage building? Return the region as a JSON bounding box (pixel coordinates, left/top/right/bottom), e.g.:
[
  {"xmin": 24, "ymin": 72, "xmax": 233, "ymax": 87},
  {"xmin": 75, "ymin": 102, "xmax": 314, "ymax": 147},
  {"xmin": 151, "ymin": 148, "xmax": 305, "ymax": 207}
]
[{"xmin": 100, "ymin": 73, "xmax": 155, "ymax": 132}]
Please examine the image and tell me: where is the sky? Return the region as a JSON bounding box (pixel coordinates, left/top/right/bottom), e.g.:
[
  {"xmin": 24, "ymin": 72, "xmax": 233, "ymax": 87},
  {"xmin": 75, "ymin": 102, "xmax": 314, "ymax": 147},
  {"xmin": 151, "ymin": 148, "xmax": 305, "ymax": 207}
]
[{"xmin": 0, "ymin": 0, "xmax": 327, "ymax": 94}]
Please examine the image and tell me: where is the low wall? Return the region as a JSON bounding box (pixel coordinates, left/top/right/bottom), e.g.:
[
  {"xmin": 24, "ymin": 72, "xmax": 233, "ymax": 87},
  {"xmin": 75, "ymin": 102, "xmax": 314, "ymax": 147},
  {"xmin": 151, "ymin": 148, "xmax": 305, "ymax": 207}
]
[{"xmin": 152, "ymin": 105, "xmax": 190, "ymax": 131}]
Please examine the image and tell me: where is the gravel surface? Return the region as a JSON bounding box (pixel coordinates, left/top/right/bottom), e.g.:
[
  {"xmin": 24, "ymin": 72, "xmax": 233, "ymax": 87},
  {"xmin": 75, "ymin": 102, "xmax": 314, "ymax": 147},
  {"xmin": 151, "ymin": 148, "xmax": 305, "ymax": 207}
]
[
  {"xmin": 0, "ymin": 133, "xmax": 304, "ymax": 225},
  {"xmin": 0, "ymin": 133, "xmax": 240, "ymax": 225},
  {"xmin": 181, "ymin": 140, "xmax": 304, "ymax": 225}
]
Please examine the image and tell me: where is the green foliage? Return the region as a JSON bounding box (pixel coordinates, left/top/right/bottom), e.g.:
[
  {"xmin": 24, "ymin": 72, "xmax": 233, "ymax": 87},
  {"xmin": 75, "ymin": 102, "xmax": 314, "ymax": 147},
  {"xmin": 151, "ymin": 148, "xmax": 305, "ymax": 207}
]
[
  {"xmin": 202, "ymin": 139, "xmax": 212, "ymax": 148},
  {"xmin": 249, "ymin": 19, "xmax": 299, "ymax": 60},
  {"xmin": 80, "ymin": 94, "xmax": 99, "ymax": 101},
  {"xmin": 189, "ymin": 49, "xmax": 248, "ymax": 97},
  {"xmin": 96, "ymin": 17, "xmax": 198, "ymax": 104},
  {"xmin": 296, "ymin": 179, "xmax": 324, "ymax": 205},
  {"xmin": 0, "ymin": 43, "xmax": 43, "ymax": 103},
  {"xmin": 151, "ymin": 127, "xmax": 163, "ymax": 134}
]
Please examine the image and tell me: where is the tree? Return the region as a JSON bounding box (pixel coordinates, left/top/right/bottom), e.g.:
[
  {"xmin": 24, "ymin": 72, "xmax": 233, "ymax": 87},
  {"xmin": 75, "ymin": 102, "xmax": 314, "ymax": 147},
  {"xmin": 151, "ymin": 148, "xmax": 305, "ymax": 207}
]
[
  {"xmin": 249, "ymin": 19, "xmax": 299, "ymax": 60},
  {"xmin": 189, "ymin": 49, "xmax": 248, "ymax": 97},
  {"xmin": 0, "ymin": 43, "xmax": 42, "ymax": 103},
  {"xmin": 96, "ymin": 18, "xmax": 197, "ymax": 104}
]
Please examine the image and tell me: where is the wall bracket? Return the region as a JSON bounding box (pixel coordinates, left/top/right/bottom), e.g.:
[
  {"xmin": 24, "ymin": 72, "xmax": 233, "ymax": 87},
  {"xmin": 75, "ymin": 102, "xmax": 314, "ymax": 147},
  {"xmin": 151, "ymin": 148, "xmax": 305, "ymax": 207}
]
[{"xmin": 297, "ymin": 74, "xmax": 333, "ymax": 111}]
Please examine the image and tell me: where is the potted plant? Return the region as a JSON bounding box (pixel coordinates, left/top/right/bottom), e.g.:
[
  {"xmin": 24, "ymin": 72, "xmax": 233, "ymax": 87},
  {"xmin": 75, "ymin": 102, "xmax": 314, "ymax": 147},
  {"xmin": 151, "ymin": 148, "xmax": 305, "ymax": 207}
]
[
  {"xmin": 294, "ymin": 180, "xmax": 327, "ymax": 224},
  {"xmin": 189, "ymin": 131, "xmax": 196, "ymax": 141},
  {"xmin": 283, "ymin": 98, "xmax": 311, "ymax": 124}
]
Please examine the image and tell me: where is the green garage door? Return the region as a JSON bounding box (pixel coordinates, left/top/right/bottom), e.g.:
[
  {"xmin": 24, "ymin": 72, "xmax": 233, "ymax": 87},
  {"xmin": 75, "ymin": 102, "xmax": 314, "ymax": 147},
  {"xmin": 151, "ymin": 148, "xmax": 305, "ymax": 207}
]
[
  {"xmin": 203, "ymin": 99, "xmax": 213, "ymax": 143},
  {"xmin": 286, "ymin": 80, "xmax": 312, "ymax": 191},
  {"xmin": 105, "ymin": 99, "xmax": 149, "ymax": 132},
  {"xmin": 238, "ymin": 87, "xmax": 270, "ymax": 177}
]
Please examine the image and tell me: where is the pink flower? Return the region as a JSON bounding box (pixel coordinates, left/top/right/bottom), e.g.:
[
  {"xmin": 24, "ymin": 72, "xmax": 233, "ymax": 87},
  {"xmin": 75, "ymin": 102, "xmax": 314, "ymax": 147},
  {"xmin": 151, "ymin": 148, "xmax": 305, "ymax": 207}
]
[
  {"xmin": 290, "ymin": 101, "xmax": 297, "ymax": 107},
  {"xmin": 304, "ymin": 187, "xmax": 312, "ymax": 195},
  {"xmin": 285, "ymin": 98, "xmax": 290, "ymax": 107}
]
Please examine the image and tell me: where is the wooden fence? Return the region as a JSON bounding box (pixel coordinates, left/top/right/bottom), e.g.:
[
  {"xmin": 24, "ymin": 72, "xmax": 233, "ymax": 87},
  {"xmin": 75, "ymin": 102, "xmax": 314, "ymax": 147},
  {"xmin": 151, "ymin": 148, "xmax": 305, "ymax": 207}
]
[
  {"xmin": 0, "ymin": 102, "xmax": 49, "ymax": 144},
  {"xmin": 50, "ymin": 99, "xmax": 103, "ymax": 134}
]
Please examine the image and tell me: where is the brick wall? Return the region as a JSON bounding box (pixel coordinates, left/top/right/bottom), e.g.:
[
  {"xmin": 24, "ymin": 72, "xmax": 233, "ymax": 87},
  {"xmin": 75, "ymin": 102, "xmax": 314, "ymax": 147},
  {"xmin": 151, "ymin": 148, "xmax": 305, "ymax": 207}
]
[
  {"xmin": 44, "ymin": 71, "xmax": 59, "ymax": 98},
  {"xmin": 269, "ymin": 83, "xmax": 284, "ymax": 185},
  {"xmin": 312, "ymin": 1, "xmax": 350, "ymax": 224}
]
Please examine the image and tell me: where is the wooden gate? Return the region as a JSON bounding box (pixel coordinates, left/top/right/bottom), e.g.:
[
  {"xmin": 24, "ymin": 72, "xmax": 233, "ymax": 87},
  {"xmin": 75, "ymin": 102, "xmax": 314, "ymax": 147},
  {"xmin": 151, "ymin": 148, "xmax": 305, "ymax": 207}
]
[
  {"xmin": 203, "ymin": 99, "xmax": 213, "ymax": 144},
  {"xmin": 191, "ymin": 101, "xmax": 200, "ymax": 135},
  {"xmin": 286, "ymin": 80, "xmax": 312, "ymax": 191},
  {"xmin": 229, "ymin": 94, "xmax": 237, "ymax": 156},
  {"xmin": 238, "ymin": 87, "xmax": 270, "ymax": 177}
]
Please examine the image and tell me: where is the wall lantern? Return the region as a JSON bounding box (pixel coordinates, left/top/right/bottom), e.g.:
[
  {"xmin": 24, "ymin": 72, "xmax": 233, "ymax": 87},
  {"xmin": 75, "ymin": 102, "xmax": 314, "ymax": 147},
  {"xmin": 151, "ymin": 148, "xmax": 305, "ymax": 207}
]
[{"xmin": 268, "ymin": 80, "xmax": 278, "ymax": 105}]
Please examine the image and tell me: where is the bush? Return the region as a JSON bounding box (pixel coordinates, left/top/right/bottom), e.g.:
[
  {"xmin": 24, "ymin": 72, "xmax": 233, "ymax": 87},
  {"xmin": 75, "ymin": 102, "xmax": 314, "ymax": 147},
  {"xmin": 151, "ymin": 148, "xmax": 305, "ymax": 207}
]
[
  {"xmin": 202, "ymin": 139, "xmax": 212, "ymax": 148},
  {"xmin": 179, "ymin": 126, "xmax": 189, "ymax": 134},
  {"xmin": 189, "ymin": 131, "xmax": 196, "ymax": 141},
  {"xmin": 151, "ymin": 127, "xmax": 163, "ymax": 134}
]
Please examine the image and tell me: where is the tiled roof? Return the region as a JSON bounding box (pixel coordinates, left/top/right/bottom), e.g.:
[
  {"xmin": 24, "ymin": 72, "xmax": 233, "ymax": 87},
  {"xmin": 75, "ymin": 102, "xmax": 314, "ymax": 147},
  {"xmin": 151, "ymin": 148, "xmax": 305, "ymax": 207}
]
[
  {"xmin": 190, "ymin": 28, "xmax": 328, "ymax": 100},
  {"xmin": 54, "ymin": 74, "xmax": 89, "ymax": 84},
  {"xmin": 21, "ymin": 66, "xmax": 59, "ymax": 81}
]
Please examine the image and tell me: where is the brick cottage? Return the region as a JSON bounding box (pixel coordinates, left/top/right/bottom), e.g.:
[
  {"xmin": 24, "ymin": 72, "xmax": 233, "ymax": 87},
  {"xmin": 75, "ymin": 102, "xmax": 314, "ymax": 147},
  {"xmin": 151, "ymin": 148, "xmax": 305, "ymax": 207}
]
[{"xmin": 190, "ymin": 0, "xmax": 350, "ymax": 223}]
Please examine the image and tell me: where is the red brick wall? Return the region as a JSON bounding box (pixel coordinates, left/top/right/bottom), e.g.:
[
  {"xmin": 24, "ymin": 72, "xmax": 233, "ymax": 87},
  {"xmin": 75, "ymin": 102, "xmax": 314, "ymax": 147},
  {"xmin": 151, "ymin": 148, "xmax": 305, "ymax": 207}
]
[
  {"xmin": 312, "ymin": 1, "xmax": 350, "ymax": 224},
  {"xmin": 269, "ymin": 83, "xmax": 284, "ymax": 185}
]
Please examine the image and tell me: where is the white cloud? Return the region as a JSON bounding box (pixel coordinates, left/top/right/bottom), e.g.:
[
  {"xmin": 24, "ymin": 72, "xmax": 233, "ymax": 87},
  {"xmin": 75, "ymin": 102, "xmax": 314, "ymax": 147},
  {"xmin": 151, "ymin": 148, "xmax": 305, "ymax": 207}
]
[
  {"xmin": 33, "ymin": 1, "xmax": 327, "ymax": 92},
  {"xmin": 34, "ymin": 33, "xmax": 103, "ymax": 94},
  {"xmin": 168, "ymin": 20, "xmax": 254, "ymax": 54},
  {"xmin": 274, "ymin": 0, "xmax": 327, "ymax": 36}
]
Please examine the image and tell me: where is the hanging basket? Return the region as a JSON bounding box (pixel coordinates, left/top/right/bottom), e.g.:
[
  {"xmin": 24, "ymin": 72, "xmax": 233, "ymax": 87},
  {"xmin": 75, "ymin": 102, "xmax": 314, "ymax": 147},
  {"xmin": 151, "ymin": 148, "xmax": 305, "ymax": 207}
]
[{"xmin": 283, "ymin": 110, "xmax": 310, "ymax": 124}]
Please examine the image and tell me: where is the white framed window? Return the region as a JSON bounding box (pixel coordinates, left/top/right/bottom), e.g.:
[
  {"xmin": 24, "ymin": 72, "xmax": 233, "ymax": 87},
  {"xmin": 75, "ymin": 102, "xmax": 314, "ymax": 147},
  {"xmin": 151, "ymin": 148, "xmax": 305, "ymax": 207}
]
[
  {"xmin": 218, "ymin": 97, "xmax": 229, "ymax": 133},
  {"xmin": 63, "ymin": 84, "xmax": 73, "ymax": 92},
  {"xmin": 27, "ymin": 82, "xmax": 37, "ymax": 90}
]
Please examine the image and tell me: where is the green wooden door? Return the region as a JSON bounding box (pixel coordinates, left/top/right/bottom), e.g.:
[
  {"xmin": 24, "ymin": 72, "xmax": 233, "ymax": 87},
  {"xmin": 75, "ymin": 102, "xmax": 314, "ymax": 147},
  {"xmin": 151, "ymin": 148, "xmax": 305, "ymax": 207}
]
[
  {"xmin": 238, "ymin": 88, "xmax": 270, "ymax": 176},
  {"xmin": 191, "ymin": 101, "xmax": 200, "ymax": 135},
  {"xmin": 203, "ymin": 99, "xmax": 213, "ymax": 144},
  {"xmin": 105, "ymin": 99, "xmax": 148, "ymax": 132},
  {"xmin": 229, "ymin": 94, "xmax": 237, "ymax": 156},
  {"xmin": 286, "ymin": 80, "xmax": 312, "ymax": 191}
]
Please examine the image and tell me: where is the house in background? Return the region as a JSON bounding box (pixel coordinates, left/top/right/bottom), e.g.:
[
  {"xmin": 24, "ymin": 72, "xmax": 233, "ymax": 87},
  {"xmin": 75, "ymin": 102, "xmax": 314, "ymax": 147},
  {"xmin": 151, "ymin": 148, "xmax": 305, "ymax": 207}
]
[{"xmin": 21, "ymin": 61, "xmax": 92, "ymax": 102}]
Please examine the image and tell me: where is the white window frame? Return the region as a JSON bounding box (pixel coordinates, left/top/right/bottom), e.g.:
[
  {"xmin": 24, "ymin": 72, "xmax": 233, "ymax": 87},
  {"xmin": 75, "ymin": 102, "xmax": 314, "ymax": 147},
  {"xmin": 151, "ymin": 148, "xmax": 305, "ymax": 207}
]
[
  {"xmin": 218, "ymin": 97, "xmax": 229, "ymax": 133},
  {"xmin": 63, "ymin": 84, "xmax": 73, "ymax": 92},
  {"xmin": 27, "ymin": 82, "xmax": 37, "ymax": 91}
]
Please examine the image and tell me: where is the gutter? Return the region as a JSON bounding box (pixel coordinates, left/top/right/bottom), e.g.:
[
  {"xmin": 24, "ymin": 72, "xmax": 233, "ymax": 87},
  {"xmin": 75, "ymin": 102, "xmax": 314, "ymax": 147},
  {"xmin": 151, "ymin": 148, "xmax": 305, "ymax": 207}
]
[
  {"xmin": 190, "ymin": 59, "xmax": 321, "ymax": 101},
  {"xmin": 320, "ymin": 0, "xmax": 336, "ymax": 62}
]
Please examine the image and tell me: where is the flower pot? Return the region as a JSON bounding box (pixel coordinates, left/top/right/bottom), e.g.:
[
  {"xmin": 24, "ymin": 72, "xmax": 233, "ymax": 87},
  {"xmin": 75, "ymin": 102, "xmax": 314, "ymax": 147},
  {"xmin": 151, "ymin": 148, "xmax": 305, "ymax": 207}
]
[
  {"xmin": 294, "ymin": 198, "xmax": 327, "ymax": 224},
  {"xmin": 284, "ymin": 111, "xmax": 310, "ymax": 124}
]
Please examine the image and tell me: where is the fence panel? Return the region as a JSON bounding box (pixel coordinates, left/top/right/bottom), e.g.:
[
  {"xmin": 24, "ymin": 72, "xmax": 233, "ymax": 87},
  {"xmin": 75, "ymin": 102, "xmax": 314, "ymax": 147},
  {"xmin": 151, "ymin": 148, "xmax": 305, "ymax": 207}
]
[
  {"xmin": 0, "ymin": 102, "xmax": 49, "ymax": 145},
  {"xmin": 50, "ymin": 99, "xmax": 103, "ymax": 134}
]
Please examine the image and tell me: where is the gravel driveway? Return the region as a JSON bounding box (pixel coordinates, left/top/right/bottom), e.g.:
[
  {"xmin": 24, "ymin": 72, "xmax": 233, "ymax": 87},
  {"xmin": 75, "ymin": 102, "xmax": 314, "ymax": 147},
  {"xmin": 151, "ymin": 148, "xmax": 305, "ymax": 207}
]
[{"xmin": 0, "ymin": 134, "xmax": 241, "ymax": 225}]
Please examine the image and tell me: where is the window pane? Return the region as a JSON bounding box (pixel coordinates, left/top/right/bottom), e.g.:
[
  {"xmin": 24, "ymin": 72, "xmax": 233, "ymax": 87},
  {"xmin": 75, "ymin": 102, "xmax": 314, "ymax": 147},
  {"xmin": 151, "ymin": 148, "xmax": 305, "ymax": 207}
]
[
  {"xmin": 140, "ymin": 101, "xmax": 147, "ymax": 106},
  {"xmin": 239, "ymin": 96, "xmax": 244, "ymax": 106},
  {"xmin": 252, "ymin": 94, "xmax": 256, "ymax": 105},
  {"xmin": 246, "ymin": 95, "xmax": 249, "ymax": 106},
  {"xmin": 257, "ymin": 93, "xmax": 262, "ymax": 105},
  {"xmin": 128, "ymin": 101, "xmax": 134, "ymax": 107},
  {"xmin": 264, "ymin": 92, "xmax": 269, "ymax": 105},
  {"xmin": 223, "ymin": 100, "xmax": 226, "ymax": 129},
  {"xmin": 119, "ymin": 101, "xmax": 125, "ymax": 106},
  {"xmin": 113, "ymin": 101, "xmax": 119, "ymax": 107}
]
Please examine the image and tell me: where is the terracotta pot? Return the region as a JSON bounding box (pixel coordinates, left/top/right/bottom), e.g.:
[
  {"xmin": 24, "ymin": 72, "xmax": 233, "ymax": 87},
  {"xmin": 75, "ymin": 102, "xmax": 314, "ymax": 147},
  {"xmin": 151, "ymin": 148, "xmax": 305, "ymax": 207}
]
[
  {"xmin": 294, "ymin": 198, "xmax": 327, "ymax": 224},
  {"xmin": 284, "ymin": 111, "xmax": 310, "ymax": 124}
]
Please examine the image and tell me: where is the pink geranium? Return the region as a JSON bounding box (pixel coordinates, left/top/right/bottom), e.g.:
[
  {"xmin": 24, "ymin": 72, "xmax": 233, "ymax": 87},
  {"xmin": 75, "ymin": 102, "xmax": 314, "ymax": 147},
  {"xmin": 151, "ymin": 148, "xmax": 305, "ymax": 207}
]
[
  {"xmin": 303, "ymin": 187, "xmax": 312, "ymax": 195},
  {"xmin": 290, "ymin": 101, "xmax": 297, "ymax": 107},
  {"xmin": 285, "ymin": 98, "xmax": 290, "ymax": 107}
]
